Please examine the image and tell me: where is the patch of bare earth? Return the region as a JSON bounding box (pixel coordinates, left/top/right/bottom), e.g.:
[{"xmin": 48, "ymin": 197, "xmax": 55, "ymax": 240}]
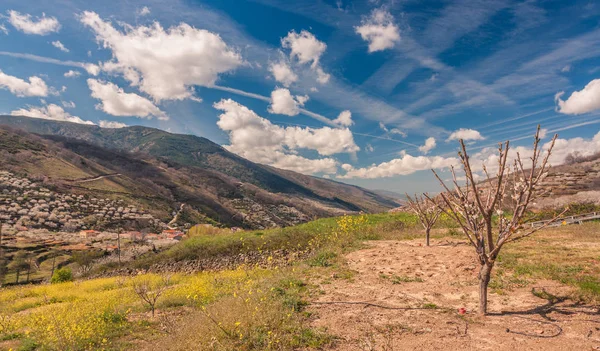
[{"xmin": 309, "ymin": 240, "xmax": 600, "ymax": 350}]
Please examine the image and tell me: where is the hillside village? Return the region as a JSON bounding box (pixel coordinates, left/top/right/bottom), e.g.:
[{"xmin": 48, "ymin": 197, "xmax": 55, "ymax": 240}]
[{"xmin": 0, "ymin": 171, "xmax": 189, "ymax": 274}]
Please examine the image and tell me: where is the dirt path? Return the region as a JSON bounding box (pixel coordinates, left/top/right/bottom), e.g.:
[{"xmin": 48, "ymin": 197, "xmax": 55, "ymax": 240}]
[
  {"xmin": 309, "ymin": 240, "xmax": 600, "ymax": 350},
  {"xmin": 73, "ymin": 173, "xmax": 121, "ymax": 183}
]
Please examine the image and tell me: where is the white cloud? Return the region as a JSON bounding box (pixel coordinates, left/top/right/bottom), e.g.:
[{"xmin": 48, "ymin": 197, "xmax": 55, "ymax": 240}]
[
  {"xmin": 268, "ymin": 88, "xmax": 307, "ymax": 116},
  {"xmin": 447, "ymin": 128, "xmax": 485, "ymax": 141},
  {"xmin": 11, "ymin": 103, "xmax": 94, "ymax": 125},
  {"xmin": 80, "ymin": 11, "xmax": 243, "ymax": 102},
  {"xmin": 99, "ymin": 120, "xmax": 128, "ymax": 128},
  {"xmin": 340, "ymin": 154, "xmax": 459, "ymax": 179},
  {"xmin": 333, "ymin": 110, "xmax": 353, "ymax": 126},
  {"xmin": 281, "ymin": 30, "xmax": 327, "ymax": 68},
  {"xmin": 87, "ymin": 79, "xmax": 169, "ymax": 120},
  {"xmin": 379, "ymin": 122, "xmax": 406, "ymax": 137},
  {"xmin": 365, "ymin": 143, "xmax": 374, "ymax": 152},
  {"xmin": 269, "ymin": 61, "xmax": 297, "ymax": 87},
  {"xmin": 539, "ymin": 128, "xmax": 548, "ymax": 139},
  {"xmin": 341, "ymin": 163, "xmax": 354, "ymax": 171},
  {"xmin": 280, "ymin": 30, "xmax": 330, "ymax": 85},
  {"xmin": 316, "ymin": 67, "xmax": 330, "ymax": 84},
  {"xmin": 0, "ymin": 70, "xmax": 48, "ymax": 97},
  {"xmin": 8, "ymin": 10, "xmax": 60, "ymax": 35},
  {"xmin": 379, "ymin": 121, "xmax": 389, "ymax": 132},
  {"xmin": 51, "ymin": 40, "xmax": 69, "ymax": 53},
  {"xmin": 355, "ymin": 8, "xmax": 400, "ymax": 53},
  {"xmin": 473, "ymin": 132, "xmax": 600, "ymax": 174},
  {"xmin": 418, "ymin": 137, "xmax": 436, "ymax": 154},
  {"xmin": 61, "ymin": 101, "xmax": 76, "ymax": 109},
  {"xmin": 389, "ymin": 128, "xmax": 407, "ymax": 137},
  {"xmin": 138, "ymin": 6, "xmax": 151, "ymax": 16},
  {"xmin": 0, "ymin": 52, "xmax": 99, "ymax": 76},
  {"xmin": 561, "ymin": 64, "xmax": 571, "ymax": 73},
  {"xmin": 342, "ymin": 131, "xmax": 600, "ymax": 179},
  {"xmin": 84, "ymin": 64, "xmax": 101, "ymax": 76},
  {"xmin": 556, "ymin": 79, "xmax": 600, "ymax": 115},
  {"xmin": 0, "ymin": 24, "xmax": 8, "ymax": 35},
  {"xmin": 214, "ymin": 99, "xmax": 359, "ymax": 174},
  {"xmin": 64, "ymin": 70, "xmax": 81, "ymax": 78}
]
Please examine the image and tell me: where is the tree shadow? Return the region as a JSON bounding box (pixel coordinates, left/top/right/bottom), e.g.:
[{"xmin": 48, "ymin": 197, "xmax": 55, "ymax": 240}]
[{"xmin": 489, "ymin": 287, "xmax": 599, "ymax": 322}]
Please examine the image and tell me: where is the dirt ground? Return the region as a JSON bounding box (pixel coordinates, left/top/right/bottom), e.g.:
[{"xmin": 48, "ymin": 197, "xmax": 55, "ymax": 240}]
[{"xmin": 308, "ymin": 240, "xmax": 600, "ymax": 350}]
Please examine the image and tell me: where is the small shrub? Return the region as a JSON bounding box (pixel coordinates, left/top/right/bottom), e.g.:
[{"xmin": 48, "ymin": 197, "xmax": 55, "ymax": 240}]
[
  {"xmin": 309, "ymin": 251, "xmax": 337, "ymax": 267},
  {"xmin": 50, "ymin": 268, "xmax": 73, "ymax": 284}
]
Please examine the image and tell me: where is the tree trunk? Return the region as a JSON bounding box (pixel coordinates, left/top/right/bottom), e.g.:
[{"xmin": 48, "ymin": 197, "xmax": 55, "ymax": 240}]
[
  {"xmin": 118, "ymin": 232, "xmax": 121, "ymax": 266},
  {"xmin": 478, "ymin": 263, "xmax": 493, "ymax": 315},
  {"xmin": 50, "ymin": 255, "xmax": 56, "ymax": 279},
  {"xmin": 15, "ymin": 270, "xmax": 20, "ymax": 284},
  {"xmin": 425, "ymin": 228, "xmax": 431, "ymax": 246}
]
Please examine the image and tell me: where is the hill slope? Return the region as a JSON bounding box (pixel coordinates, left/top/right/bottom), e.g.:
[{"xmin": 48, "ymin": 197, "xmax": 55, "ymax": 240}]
[{"xmin": 0, "ymin": 116, "xmax": 399, "ymax": 229}]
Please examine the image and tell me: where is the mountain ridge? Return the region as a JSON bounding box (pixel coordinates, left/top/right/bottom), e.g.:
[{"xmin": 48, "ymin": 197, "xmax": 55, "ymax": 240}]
[{"xmin": 0, "ymin": 115, "xmax": 399, "ymax": 229}]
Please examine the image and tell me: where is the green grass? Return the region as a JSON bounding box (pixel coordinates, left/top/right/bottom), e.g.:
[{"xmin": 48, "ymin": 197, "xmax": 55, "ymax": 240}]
[
  {"xmin": 128, "ymin": 212, "xmax": 423, "ymax": 269},
  {"xmin": 380, "ymin": 273, "xmax": 424, "ymax": 284},
  {"xmin": 496, "ymin": 222, "xmax": 600, "ymax": 302}
]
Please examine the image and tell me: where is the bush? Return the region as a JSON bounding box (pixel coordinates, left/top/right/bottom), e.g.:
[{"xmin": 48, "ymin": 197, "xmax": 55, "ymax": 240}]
[{"xmin": 51, "ymin": 268, "xmax": 73, "ymax": 283}]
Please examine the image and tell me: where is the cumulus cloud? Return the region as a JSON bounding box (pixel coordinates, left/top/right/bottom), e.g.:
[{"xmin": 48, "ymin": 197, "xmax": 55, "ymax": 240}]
[
  {"xmin": 214, "ymin": 99, "xmax": 359, "ymax": 174},
  {"xmin": 99, "ymin": 120, "xmax": 128, "ymax": 128},
  {"xmin": 418, "ymin": 137, "xmax": 436, "ymax": 154},
  {"xmin": 281, "ymin": 30, "xmax": 330, "ymax": 85},
  {"xmin": 11, "ymin": 103, "xmax": 94, "ymax": 125},
  {"xmin": 365, "ymin": 143, "xmax": 374, "ymax": 152},
  {"xmin": 268, "ymin": 88, "xmax": 308, "ymax": 116},
  {"xmin": 339, "ymin": 154, "xmax": 459, "ymax": 179},
  {"xmin": 269, "ymin": 61, "xmax": 297, "ymax": 87},
  {"xmin": 51, "ymin": 40, "xmax": 69, "ymax": 52},
  {"xmin": 138, "ymin": 6, "xmax": 151, "ymax": 16},
  {"xmin": 282, "ymin": 30, "xmax": 327, "ymax": 68},
  {"xmin": 355, "ymin": 8, "xmax": 400, "ymax": 53},
  {"xmin": 333, "ymin": 110, "xmax": 353, "ymax": 126},
  {"xmin": 556, "ymin": 79, "xmax": 600, "ymax": 115},
  {"xmin": 0, "ymin": 70, "xmax": 48, "ymax": 97},
  {"xmin": 447, "ymin": 128, "xmax": 485, "ymax": 141},
  {"xmin": 341, "ymin": 131, "xmax": 600, "ymax": 180},
  {"xmin": 80, "ymin": 11, "xmax": 242, "ymax": 102},
  {"xmin": 316, "ymin": 67, "xmax": 330, "ymax": 84},
  {"xmin": 87, "ymin": 79, "xmax": 168, "ymax": 120},
  {"xmin": 8, "ymin": 10, "xmax": 60, "ymax": 35},
  {"xmin": 472, "ymin": 132, "xmax": 600, "ymax": 175},
  {"xmin": 83, "ymin": 64, "xmax": 101, "ymax": 76},
  {"xmin": 64, "ymin": 70, "xmax": 81, "ymax": 78}
]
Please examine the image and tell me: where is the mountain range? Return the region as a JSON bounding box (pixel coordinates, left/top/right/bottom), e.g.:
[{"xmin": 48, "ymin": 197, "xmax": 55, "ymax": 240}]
[{"xmin": 0, "ymin": 115, "xmax": 400, "ymax": 229}]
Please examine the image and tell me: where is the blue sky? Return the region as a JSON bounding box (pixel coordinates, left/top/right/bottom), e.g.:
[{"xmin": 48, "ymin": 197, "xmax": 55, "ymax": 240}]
[{"xmin": 1, "ymin": 0, "xmax": 600, "ymax": 193}]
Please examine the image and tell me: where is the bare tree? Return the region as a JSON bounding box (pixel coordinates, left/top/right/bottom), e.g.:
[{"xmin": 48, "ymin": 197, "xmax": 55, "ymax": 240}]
[
  {"xmin": 133, "ymin": 275, "xmax": 171, "ymax": 317},
  {"xmin": 72, "ymin": 250, "xmax": 103, "ymax": 276},
  {"xmin": 405, "ymin": 194, "xmax": 443, "ymax": 246},
  {"xmin": 426, "ymin": 126, "xmax": 565, "ymax": 315}
]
